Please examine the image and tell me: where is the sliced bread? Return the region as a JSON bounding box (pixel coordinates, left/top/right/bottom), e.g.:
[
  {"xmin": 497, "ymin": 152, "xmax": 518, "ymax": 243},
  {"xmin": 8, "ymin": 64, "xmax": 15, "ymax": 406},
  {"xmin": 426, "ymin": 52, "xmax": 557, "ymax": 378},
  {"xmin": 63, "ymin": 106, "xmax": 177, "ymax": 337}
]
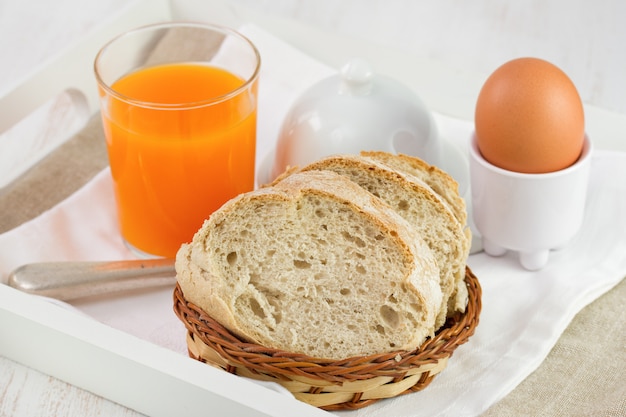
[
  {"xmin": 361, "ymin": 151, "xmax": 471, "ymax": 314},
  {"xmin": 176, "ymin": 170, "xmax": 443, "ymax": 360},
  {"xmin": 295, "ymin": 154, "xmax": 467, "ymax": 327}
]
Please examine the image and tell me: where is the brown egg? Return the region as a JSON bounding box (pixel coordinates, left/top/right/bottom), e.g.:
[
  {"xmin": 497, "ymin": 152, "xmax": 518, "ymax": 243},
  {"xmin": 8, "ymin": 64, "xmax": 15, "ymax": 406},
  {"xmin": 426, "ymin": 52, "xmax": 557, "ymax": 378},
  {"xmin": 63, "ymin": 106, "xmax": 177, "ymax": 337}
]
[{"xmin": 474, "ymin": 57, "xmax": 585, "ymax": 173}]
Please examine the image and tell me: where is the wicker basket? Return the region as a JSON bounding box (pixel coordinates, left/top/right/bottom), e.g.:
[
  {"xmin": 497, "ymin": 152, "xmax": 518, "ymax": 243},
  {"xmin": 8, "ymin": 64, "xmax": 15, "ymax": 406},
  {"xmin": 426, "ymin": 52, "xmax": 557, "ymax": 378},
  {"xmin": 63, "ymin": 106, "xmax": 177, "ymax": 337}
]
[{"xmin": 173, "ymin": 266, "xmax": 481, "ymax": 411}]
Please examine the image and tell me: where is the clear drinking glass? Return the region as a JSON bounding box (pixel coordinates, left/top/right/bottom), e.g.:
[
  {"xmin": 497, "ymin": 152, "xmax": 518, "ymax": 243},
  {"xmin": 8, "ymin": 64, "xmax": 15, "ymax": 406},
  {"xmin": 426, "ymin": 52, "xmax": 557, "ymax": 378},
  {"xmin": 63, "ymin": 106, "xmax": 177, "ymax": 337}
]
[{"xmin": 94, "ymin": 22, "xmax": 260, "ymax": 258}]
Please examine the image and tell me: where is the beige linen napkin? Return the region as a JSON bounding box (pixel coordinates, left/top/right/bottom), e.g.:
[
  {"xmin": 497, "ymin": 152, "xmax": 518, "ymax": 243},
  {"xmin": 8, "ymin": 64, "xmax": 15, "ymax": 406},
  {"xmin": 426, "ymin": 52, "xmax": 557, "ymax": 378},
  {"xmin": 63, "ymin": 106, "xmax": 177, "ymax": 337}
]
[
  {"xmin": 483, "ymin": 276, "xmax": 626, "ymax": 416},
  {"xmin": 0, "ymin": 24, "xmax": 624, "ymax": 417},
  {"xmin": 0, "ymin": 115, "xmax": 108, "ymax": 234}
]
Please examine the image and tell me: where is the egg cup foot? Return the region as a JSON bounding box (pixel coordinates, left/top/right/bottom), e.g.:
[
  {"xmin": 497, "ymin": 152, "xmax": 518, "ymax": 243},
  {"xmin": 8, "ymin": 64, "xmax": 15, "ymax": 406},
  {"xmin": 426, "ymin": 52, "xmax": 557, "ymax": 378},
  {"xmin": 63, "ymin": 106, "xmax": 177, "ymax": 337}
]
[{"xmin": 519, "ymin": 249, "xmax": 550, "ymax": 271}]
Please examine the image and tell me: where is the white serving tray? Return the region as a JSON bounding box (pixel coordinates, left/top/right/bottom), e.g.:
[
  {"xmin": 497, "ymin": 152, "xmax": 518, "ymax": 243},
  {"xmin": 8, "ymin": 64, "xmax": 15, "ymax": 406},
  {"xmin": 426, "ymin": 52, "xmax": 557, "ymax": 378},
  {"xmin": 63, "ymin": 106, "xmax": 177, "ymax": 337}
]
[{"xmin": 2, "ymin": 1, "xmax": 626, "ymax": 416}]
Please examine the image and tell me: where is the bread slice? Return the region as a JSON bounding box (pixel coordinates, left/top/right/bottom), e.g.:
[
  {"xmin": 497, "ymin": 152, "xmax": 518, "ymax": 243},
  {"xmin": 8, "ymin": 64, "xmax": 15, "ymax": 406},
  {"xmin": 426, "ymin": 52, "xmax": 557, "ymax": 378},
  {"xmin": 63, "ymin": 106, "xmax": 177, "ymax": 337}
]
[
  {"xmin": 361, "ymin": 151, "xmax": 471, "ymax": 315},
  {"xmin": 295, "ymin": 154, "xmax": 467, "ymax": 327},
  {"xmin": 176, "ymin": 170, "xmax": 442, "ymax": 360}
]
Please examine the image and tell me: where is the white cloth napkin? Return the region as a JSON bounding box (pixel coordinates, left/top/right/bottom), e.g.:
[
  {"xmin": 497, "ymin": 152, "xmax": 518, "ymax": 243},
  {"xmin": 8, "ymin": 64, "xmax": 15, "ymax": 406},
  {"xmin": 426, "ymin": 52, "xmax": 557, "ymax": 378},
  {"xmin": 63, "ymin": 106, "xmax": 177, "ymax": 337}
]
[{"xmin": 1, "ymin": 24, "xmax": 625, "ymax": 417}]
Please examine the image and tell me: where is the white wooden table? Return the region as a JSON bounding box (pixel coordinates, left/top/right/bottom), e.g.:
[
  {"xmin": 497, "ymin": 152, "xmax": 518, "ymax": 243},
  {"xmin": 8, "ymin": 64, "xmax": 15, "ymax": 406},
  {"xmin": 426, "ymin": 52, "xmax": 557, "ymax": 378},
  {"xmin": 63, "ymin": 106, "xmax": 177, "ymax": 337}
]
[{"xmin": 1, "ymin": 1, "xmax": 624, "ymax": 416}]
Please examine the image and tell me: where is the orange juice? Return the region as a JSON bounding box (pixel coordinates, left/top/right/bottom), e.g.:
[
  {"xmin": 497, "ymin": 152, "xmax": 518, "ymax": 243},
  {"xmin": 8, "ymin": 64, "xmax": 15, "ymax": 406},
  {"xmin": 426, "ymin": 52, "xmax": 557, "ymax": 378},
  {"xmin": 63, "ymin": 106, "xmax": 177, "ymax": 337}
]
[{"xmin": 100, "ymin": 63, "xmax": 257, "ymax": 257}]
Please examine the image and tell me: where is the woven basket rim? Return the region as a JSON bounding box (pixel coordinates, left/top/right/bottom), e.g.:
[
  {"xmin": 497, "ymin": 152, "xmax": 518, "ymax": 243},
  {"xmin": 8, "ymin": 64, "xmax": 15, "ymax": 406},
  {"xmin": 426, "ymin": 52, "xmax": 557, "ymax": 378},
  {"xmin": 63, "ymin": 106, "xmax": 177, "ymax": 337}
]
[{"xmin": 173, "ymin": 266, "xmax": 481, "ymax": 383}]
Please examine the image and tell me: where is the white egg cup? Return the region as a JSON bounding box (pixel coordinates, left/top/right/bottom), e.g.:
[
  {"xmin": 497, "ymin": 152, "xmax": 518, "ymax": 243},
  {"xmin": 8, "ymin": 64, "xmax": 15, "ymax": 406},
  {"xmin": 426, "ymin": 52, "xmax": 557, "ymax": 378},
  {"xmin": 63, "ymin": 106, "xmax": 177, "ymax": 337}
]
[{"xmin": 469, "ymin": 133, "xmax": 592, "ymax": 270}]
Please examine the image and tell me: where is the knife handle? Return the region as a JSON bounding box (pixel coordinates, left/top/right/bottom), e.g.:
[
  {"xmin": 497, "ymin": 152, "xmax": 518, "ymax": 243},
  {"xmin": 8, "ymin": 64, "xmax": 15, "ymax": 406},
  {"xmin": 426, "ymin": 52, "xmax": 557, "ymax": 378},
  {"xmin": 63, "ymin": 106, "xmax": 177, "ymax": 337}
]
[{"xmin": 7, "ymin": 258, "xmax": 176, "ymax": 301}]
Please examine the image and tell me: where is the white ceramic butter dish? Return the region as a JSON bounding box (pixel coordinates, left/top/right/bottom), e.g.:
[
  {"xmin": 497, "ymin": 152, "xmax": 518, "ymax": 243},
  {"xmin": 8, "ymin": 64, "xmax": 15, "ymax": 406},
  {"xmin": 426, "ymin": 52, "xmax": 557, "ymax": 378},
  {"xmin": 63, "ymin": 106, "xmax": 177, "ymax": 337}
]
[{"xmin": 269, "ymin": 58, "xmax": 441, "ymax": 180}]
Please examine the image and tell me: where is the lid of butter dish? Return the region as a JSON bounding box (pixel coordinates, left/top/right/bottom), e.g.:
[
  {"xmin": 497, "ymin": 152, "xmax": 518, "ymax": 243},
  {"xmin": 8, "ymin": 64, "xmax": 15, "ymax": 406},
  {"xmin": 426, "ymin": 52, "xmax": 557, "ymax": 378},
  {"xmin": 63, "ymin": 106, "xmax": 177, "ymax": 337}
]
[{"xmin": 271, "ymin": 58, "xmax": 440, "ymax": 179}]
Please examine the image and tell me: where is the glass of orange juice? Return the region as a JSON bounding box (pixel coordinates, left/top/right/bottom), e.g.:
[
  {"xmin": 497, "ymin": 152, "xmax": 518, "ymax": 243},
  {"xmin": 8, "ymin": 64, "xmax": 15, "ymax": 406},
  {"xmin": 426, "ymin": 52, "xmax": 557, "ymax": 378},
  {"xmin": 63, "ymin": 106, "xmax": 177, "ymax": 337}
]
[{"xmin": 94, "ymin": 22, "xmax": 260, "ymax": 258}]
